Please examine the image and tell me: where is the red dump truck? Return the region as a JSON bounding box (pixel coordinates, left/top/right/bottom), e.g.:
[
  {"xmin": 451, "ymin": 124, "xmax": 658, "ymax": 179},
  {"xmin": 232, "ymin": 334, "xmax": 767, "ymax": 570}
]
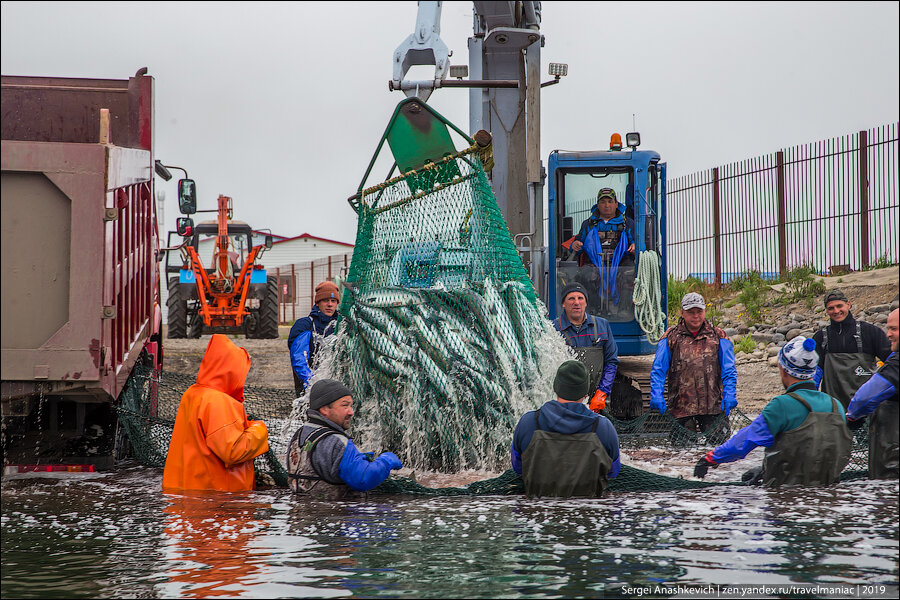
[{"xmin": 1, "ymin": 68, "xmax": 164, "ymax": 470}]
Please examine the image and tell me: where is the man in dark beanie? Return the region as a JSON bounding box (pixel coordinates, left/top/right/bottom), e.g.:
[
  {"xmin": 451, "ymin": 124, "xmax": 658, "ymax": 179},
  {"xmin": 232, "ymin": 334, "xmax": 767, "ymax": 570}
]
[
  {"xmin": 553, "ymin": 282, "xmax": 620, "ymax": 414},
  {"xmin": 286, "ymin": 379, "xmax": 402, "ymax": 498},
  {"xmin": 288, "ymin": 280, "xmax": 342, "ymax": 396},
  {"xmin": 510, "ymin": 360, "xmax": 620, "ymax": 497}
]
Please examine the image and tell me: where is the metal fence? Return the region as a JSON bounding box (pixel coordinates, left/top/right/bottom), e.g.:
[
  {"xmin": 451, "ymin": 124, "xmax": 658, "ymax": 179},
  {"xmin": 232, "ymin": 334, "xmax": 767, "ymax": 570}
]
[
  {"xmin": 667, "ymin": 123, "xmax": 899, "ymax": 283},
  {"xmin": 271, "ymin": 253, "xmax": 352, "ymax": 324}
]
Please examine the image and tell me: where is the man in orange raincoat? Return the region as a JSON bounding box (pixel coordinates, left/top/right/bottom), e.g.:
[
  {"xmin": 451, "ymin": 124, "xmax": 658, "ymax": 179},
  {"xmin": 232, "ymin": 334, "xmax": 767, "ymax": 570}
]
[{"xmin": 163, "ymin": 334, "xmax": 270, "ymax": 492}]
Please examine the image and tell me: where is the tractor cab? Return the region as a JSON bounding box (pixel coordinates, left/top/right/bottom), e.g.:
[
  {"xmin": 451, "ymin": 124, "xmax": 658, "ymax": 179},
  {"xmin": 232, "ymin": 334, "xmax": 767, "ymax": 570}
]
[{"xmin": 548, "ymin": 136, "xmax": 668, "ymax": 355}]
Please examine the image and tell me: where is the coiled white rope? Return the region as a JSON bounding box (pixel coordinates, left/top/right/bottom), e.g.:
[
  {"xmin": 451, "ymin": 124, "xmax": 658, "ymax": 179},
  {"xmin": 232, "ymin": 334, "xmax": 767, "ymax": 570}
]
[{"xmin": 633, "ymin": 250, "xmax": 666, "ymax": 343}]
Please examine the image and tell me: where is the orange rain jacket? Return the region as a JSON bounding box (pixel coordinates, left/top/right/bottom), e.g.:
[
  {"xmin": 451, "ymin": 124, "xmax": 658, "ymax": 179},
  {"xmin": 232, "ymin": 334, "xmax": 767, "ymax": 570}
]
[{"xmin": 163, "ymin": 334, "xmax": 269, "ymax": 492}]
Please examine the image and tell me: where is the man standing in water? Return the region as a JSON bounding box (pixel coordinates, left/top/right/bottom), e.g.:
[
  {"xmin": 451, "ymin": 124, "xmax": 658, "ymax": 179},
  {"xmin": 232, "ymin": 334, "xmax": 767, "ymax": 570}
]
[
  {"xmin": 650, "ymin": 292, "xmax": 737, "ymax": 442},
  {"xmin": 812, "ymin": 289, "xmax": 891, "ymax": 408},
  {"xmin": 693, "ymin": 336, "xmax": 852, "ymax": 486},
  {"xmin": 554, "ymin": 282, "xmax": 619, "ymax": 414},
  {"xmin": 163, "ymin": 334, "xmax": 270, "ymax": 492},
  {"xmin": 846, "ymin": 308, "xmax": 899, "ymax": 479},
  {"xmin": 286, "ymin": 379, "xmax": 402, "ymax": 498},
  {"xmin": 511, "ymin": 360, "xmax": 620, "ymax": 497},
  {"xmin": 288, "ymin": 281, "xmax": 341, "ymax": 397}
]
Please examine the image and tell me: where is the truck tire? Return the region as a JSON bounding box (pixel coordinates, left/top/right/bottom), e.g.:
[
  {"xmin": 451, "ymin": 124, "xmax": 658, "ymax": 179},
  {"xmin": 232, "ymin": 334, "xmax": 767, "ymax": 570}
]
[
  {"xmin": 167, "ymin": 277, "xmax": 187, "ymax": 338},
  {"xmin": 256, "ymin": 275, "xmax": 280, "ymax": 339}
]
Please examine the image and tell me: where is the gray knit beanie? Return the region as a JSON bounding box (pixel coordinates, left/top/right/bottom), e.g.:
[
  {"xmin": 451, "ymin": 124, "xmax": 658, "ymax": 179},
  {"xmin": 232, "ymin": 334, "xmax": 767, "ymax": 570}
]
[
  {"xmin": 309, "ymin": 379, "xmax": 352, "ymax": 411},
  {"xmin": 553, "ymin": 360, "xmax": 591, "ymax": 401}
]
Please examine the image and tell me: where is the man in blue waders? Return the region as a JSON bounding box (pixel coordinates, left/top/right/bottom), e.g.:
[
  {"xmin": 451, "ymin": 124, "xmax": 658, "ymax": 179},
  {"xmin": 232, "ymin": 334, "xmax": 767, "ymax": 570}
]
[
  {"xmin": 693, "ymin": 336, "xmax": 852, "ymax": 486},
  {"xmin": 511, "ymin": 361, "xmax": 621, "ymax": 497},
  {"xmin": 846, "ymin": 308, "xmax": 899, "ymax": 479},
  {"xmin": 554, "ymin": 282, "xmax": 619, "ymax": 414}
]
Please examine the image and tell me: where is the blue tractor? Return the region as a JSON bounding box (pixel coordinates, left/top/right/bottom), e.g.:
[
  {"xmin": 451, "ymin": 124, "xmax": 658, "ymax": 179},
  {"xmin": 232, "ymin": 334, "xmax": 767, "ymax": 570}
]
[{"xmin": 547, "ymin": 134, "xmax": 669, "ymax": 356}]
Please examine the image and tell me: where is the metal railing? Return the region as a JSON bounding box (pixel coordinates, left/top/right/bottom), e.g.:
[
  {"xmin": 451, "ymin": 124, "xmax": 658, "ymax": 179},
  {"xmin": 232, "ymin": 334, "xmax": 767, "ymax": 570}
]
[
  {"xmin": 271, "ymin": 253, "xmax": 352, "ymax": 324},
  {"xmin": 667, "ymin": 123, "xmax": 898, "ymax": 283}
]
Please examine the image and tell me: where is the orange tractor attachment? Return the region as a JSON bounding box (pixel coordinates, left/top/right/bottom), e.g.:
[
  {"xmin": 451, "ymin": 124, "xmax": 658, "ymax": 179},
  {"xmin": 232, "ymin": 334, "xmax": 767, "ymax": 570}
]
[{"xmin": 165, "ymin": 188, "xmax": 278, "ymax": 338}]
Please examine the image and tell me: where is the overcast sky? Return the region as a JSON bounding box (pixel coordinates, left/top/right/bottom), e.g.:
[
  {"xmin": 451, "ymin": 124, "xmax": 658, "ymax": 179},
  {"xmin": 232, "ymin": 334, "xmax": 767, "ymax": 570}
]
[{"xmin": 2, "ymin": 1, "xmax": 898, "ymax": 245}]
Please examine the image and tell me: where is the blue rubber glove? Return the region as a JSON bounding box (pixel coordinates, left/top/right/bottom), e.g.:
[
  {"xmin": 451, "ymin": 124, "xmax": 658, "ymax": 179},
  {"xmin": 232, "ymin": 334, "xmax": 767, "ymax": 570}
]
[
  {"xmin": 380, "ymin": 452, "xmax": 403, "ymax": 471},
  {"xmin": 649, "ymin": 396, "xmax": 666, "ymax": 414},
  {"xmin": 721, "ymin": 396, "xmax": 737, "ymax": 416}
]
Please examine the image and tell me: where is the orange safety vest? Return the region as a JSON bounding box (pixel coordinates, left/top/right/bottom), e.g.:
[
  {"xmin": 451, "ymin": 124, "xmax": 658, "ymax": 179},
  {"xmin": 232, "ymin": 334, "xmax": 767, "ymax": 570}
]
[{"xmin": 163, "ymin": 334, "xmax": 269, "ymax": 492}]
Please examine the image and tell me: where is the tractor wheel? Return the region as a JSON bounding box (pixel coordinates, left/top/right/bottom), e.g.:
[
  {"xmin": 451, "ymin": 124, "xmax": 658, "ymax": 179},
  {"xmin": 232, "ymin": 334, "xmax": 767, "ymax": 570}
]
[
  {"xmin": 257, "ymin": 275, "xmax": 280, "ymax": 339},
  {"xmin": 188, "ymin": 313, "xmax": 204, "ymax": 339},
  {"xmin": 167, "ymin": 277, "xmax": 187, "ymax": 339}
]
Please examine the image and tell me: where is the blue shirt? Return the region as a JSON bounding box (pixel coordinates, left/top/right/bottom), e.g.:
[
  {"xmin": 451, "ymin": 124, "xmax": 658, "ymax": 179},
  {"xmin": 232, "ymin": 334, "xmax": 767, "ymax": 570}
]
[{"xmin": 554, "ymin": 313, "xmax": 619, "ymax": 394}]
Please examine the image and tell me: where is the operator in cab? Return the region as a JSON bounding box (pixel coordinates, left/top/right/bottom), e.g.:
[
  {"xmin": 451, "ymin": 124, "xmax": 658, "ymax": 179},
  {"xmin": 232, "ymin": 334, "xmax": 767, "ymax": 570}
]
[{"xmin": 569, "ymin": 188, "xmax": 636, "ymax": 319}]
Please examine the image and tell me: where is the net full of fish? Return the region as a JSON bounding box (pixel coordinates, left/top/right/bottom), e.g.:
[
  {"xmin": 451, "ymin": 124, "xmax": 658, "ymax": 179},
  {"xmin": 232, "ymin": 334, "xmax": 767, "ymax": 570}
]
[{"xmin": 322, "ymin": 278, "xmax": 571, "ymax": 472}]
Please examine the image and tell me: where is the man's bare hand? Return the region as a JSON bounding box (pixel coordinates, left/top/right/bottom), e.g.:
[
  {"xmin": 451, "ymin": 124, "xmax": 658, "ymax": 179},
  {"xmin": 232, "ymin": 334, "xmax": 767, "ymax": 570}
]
[{"xmin": 571, "ymin": 240, "xmax": 583, "ymax": 252}]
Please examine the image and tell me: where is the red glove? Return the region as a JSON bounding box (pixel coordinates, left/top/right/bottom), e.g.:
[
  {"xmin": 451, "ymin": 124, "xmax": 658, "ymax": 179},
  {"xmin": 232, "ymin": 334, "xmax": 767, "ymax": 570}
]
[{"xmin": 589, "ymin": 390, "xmax": 607, "ymax": 413}]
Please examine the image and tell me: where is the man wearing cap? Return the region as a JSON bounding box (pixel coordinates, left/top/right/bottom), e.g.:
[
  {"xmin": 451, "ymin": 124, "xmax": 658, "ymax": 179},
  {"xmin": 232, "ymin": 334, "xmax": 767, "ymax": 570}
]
[
  {"xmin": 569, "ymin": 188, "xmax": 636, "ymax": 317},
  {"xmin": 694, "ymin": 336, "xmax": 852, "ymax": 487},
  {"xmin": 286, "ymin": 379, "xmax": 403, "ymax": 498},
  {"xmin": 288, "ymin": 281, "xmax": 341, "ymax": 396},
  {"xmin": 650, "ymin": 292, "xmax": 737, "ymax": 439},
  {"xmin": 554, "ymin": 282, "xmax": 619, "ymax": 414},
  {"xmin": 846, "ymin": 308, "xmax": 899, "ymax": 479},
  {"xmin": 511, "ymin": 360, "xmax": 621, "ymax": 497},
  {"xmin": 812, "ymin": 289, "xmax": 891, "ymax": 408}
]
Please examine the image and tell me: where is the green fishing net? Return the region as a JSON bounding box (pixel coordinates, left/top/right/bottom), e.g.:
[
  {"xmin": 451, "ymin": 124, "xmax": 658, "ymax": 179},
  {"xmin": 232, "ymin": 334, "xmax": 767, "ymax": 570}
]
[{"xmin": 330, "ymin": 147, "xmax": 561, "ymax": 472}]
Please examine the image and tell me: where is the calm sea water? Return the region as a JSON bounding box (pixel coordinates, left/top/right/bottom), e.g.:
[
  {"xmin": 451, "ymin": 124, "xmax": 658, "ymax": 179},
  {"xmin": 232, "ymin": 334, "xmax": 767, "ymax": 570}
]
[{"xmin": 2, "ymin": 464, "xmax": 897, "ymax": 599}]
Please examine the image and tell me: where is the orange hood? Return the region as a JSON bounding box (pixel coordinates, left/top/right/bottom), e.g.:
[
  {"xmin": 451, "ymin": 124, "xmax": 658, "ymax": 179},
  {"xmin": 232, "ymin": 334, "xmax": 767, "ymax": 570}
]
[{"xmin": 196, "ymin": 334, "xmax": 251, "ymax": 402}]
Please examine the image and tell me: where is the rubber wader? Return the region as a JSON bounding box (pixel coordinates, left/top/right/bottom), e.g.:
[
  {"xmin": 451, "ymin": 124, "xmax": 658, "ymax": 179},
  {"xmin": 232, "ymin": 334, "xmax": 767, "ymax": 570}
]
[
  {"xmin": 762, "ymin": 392, "xmax": 852, "ymax": 487},
  {"xmin": 869, "ymin": 399, "xmax": 900, "ymax": 479},
  {"xmin": 286, "ymin": 426, "xmax": 361, "ymax": 499},
  {"xmin": 574, "ymin": 347, "xmax": 605, "ymax": 395},
  {"xmin": 522, "ymin": 408, "xmax": 613, "ymax": 498},
  {"xmin": 820, "ymin": 322, "xmax": 879, "ymax": 408}
]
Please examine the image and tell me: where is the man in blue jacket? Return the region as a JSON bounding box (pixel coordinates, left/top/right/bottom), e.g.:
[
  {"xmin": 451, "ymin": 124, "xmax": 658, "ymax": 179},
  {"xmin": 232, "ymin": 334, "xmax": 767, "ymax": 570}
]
[
  {"xmin": 286, "ymin": 379, "xmax": 402, "ymax": 499},
  {"xmin": 650, "ymin": 292, "xmax": 737, "ymax": 442},
  {"xmin": 694, "ymin": 336, "xmax": 852, "ymax": 487},
  {"xmin": 569, "ymin": 188, "xmax": 636, "ymax": 317},
  {"xmin": 847, "ymin": 308, "xmax": 898, "ymax": 479},
  {"xmin": 288, "ymin": 281, "xmax": 340, "ymax": 396},
  {"xmin": 554, "ymin": 282, "xmax": 619, "ymax": 413},
  {"xmin": 511, "ymin": 360, "xmax": 620, "ymax": 497}
]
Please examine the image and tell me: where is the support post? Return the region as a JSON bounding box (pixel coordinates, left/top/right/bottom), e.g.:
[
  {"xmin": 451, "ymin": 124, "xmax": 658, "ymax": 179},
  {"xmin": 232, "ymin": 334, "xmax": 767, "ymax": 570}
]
[
  {"xmin": 712, "ymin": 168, "xmax": 722, "ymax": 287},
  {"xmin": 776, "ymin": 151, "xmax": 787, "ymax": 278},
  {"xmin": 859, "ymin": 130, "xmax": 869, "ymax": 269}
]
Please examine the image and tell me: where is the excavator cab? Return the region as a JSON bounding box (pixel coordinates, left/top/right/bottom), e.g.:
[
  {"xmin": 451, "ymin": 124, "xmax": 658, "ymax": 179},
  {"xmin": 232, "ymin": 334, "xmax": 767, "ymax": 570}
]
[{"xmin": 548, "ymin": 142, "xmax": 668, "ymax": 356}]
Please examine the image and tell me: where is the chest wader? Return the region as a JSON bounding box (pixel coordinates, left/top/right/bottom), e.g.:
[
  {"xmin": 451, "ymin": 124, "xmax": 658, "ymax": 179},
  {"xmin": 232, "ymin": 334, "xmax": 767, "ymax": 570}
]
[
  {"xmin": 762, "ymin": 393, "xmax": 852, "ymax": 487},
  {"xmin": 522, "ymin": 409, "xmax": 613, "ymax": 498},
  {"xmin": 286, "ymin": 426, "xmax": 361, "ymax": 499},
  {"xmin": 820, "ymin": 322, "xmax": 879, "ymax": 408},
  {"xmin": 869, "ymin": 399, "xmax": 899, "ymax": 479},
  {"xmin": 573, "ymin": 346, "xmax": 605, "ymax": 395}
]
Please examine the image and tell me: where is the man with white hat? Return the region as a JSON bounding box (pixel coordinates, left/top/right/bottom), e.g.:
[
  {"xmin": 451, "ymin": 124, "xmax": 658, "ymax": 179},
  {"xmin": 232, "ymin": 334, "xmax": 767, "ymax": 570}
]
[
  {"xmin": 694, "ymin": 336, "xmax": 852, "ymax": 486},
  {"xmin": 649, "ymin": 292, "xmax": 737, "ymax": 440}
]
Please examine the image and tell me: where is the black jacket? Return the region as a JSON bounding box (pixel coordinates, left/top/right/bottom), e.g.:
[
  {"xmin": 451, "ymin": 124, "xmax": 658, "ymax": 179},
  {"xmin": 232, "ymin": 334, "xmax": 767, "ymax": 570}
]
[{"xmin": 812, "ymin": 313, "xmax": 891, "ymax": 369}]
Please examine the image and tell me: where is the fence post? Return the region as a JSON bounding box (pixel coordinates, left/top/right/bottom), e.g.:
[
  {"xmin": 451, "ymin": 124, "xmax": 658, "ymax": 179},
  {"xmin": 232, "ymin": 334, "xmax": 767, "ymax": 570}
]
[
  {"xmin": 776, "ymin": 151, "xmax": 787, "ymax": 278},
  {"xmin": 276, "ymin": 267, "xmax": 282, "ymax": 324},
  {"xmin": 859, "ymin": 130, "xmax": 870, "ymax": 269},
  {"xmin": 712, "ymin": 167, "xmax": 722, "ymax": 286},
  {"xmin": 291, "ymin": 263, "xmax": 296, "ymax": 323}
]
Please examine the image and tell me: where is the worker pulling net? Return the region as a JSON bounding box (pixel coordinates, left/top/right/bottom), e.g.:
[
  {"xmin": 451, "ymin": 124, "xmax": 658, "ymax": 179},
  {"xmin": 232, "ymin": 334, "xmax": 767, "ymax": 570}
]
[
  {"xmin": 115, "ymin": 365, "xmax": 869, "ymax": 493},
  {"xmin": 323, "ymin": 144, "xmax": 568, "ymax": 471}
]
